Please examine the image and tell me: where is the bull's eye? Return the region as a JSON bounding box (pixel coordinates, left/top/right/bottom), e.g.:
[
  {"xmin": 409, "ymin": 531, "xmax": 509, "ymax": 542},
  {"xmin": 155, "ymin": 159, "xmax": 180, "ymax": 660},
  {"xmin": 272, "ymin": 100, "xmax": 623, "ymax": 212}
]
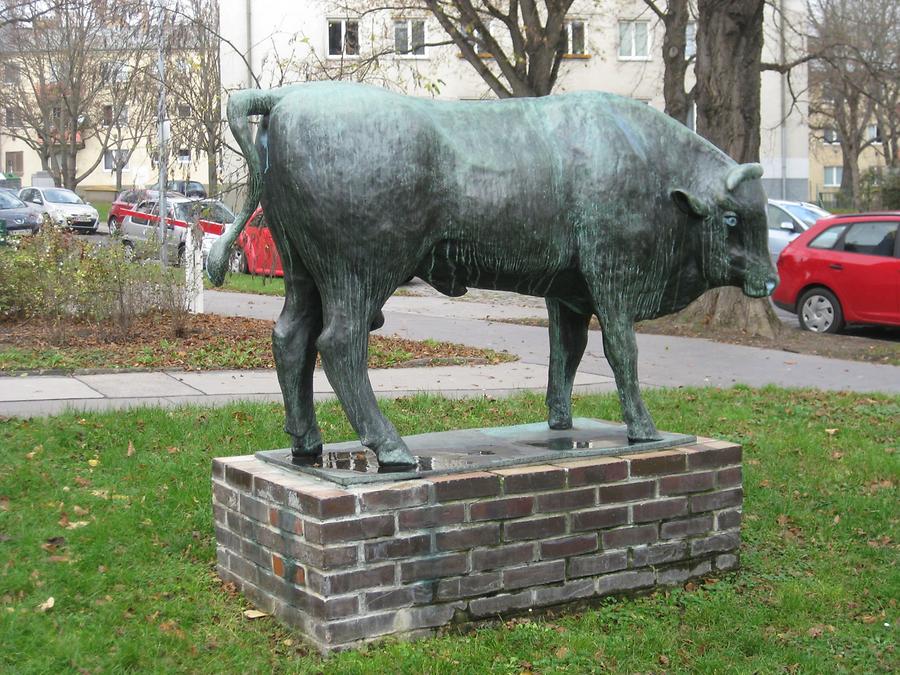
[{"xmin": 723, "ymin": 213, "xmax": 738, "ymax": 228}]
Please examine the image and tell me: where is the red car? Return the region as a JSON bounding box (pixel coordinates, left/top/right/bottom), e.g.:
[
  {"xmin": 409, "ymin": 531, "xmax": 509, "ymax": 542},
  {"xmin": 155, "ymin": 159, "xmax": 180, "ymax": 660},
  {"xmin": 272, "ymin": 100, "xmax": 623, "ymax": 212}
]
[
  {"xmin": 772, "ymin": 211, "xmax": 900, "ymax": 333},
  {"xmin": 231, "ymin": 207, "xmax": 284, "ymax": 277}
]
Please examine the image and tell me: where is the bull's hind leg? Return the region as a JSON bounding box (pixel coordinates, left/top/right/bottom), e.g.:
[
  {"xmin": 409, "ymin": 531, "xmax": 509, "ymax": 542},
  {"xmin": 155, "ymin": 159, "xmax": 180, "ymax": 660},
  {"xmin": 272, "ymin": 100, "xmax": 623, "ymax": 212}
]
[
  {"xmin": 592, "ymin": 306, "xmax": 661, "ymax": 442},
  {"xmin": 317, "ymin": 290, "xmax": 416, "ymax": 466},
  {"xmin": 272, "ymin": 259, "xmax": 324, "ymax": 457},
  {"xmin": 546, "ymin": 298, "xmax": 591, "ymax": 430}
]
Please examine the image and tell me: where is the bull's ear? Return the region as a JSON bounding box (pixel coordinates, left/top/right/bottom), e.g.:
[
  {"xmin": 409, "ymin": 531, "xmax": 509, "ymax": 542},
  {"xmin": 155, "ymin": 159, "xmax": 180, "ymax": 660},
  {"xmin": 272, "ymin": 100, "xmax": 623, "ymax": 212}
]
[
  {"xmin": 725, "ymin": 163, "xmax": 764, "ymax": 192},
  {"xmin": 670, "ymin": 189, "xmax": 710, "ymax": 219}
]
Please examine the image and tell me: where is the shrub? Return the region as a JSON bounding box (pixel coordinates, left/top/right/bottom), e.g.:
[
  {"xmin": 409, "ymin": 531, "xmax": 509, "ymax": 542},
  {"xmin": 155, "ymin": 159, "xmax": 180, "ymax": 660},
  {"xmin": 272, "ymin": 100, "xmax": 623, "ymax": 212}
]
[
  {"xmin": 881, "ymin": 169, "xmax": 900, "ymax": 210},
  {"xmin": 0, "ymin": 225, "xmax": 188, "ymax": 341}
]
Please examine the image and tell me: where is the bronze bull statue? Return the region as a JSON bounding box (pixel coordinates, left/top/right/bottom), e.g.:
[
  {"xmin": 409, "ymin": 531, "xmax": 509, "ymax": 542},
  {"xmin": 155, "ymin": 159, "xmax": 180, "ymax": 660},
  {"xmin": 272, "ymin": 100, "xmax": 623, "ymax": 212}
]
[{"xmin": 209, "ymin": 82, "xmax": 777, "ymax": 467}]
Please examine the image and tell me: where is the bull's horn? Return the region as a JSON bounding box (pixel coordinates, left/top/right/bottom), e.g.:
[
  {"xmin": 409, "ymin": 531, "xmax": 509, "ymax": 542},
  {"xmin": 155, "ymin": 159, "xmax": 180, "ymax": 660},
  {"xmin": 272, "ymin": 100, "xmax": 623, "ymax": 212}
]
[{"xmin": 725, "ymin": 163, "xmax": 764, "ymax": 192}]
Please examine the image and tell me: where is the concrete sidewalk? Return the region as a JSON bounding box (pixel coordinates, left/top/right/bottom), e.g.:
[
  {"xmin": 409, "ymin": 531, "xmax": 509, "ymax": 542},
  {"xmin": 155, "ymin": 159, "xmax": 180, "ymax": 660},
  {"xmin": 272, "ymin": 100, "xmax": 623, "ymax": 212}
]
[{"xmin": 1, "ymin": 287, "xmax": 897, "ymax": 417}]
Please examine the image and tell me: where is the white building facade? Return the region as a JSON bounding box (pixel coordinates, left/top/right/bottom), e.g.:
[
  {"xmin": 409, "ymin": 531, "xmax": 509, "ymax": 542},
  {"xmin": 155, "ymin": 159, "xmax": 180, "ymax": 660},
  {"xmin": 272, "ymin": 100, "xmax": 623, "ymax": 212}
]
[{"xmin": 219, "ymin": 0, "xmax": 810, "ymax": 200}]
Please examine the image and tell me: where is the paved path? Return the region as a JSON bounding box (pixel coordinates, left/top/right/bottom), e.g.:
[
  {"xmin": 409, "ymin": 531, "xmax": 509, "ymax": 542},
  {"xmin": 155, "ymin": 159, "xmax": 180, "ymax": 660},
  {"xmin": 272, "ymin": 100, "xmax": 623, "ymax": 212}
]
[{"xmin": 1, "ymin": 286, "xmax": 897, "ymax": 417}]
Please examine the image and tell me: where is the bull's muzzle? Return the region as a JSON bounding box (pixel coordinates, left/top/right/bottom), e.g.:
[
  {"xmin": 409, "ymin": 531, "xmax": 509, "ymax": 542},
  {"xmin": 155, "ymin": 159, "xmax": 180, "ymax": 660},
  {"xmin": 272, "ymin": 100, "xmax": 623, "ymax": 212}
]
[{"xmin": 742, "ymin": 270, "xmax": 779, "ymax": 298}]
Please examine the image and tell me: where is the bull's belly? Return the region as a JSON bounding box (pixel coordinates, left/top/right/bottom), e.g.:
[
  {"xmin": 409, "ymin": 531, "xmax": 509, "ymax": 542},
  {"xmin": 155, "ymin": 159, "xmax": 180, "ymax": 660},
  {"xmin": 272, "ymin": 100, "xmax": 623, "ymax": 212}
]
[{"xmin": 415, "ymin": 239, "xmax": 588, "ymax": 301}]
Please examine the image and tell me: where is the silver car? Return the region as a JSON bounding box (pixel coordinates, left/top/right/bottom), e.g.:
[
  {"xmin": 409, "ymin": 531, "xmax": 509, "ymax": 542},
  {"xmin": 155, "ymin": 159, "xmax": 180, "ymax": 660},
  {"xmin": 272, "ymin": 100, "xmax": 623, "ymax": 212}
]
[
  {"xmin": 18, "ymin": 186, "xmax": 100, "ymax": 232},
  {"xmin": 767, "ymin": 199, "xmax": 832, "ymax": 260}
]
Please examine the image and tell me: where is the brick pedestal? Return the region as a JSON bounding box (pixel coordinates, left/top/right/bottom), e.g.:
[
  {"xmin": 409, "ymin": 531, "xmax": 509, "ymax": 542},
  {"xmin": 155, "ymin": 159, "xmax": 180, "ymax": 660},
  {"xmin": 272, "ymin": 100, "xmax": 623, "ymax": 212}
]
[{"xmin": 212, "ymin": 437, "xmax": 742, "ymax": 652}]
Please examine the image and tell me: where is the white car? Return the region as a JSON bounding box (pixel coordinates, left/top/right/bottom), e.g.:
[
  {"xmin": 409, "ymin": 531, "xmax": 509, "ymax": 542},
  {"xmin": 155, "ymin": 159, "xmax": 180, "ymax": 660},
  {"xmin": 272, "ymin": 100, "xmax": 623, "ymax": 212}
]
[
  {"xmin": 18, "ymin": 186, "xmax": 100, "ymax": 232},
  {"xmin": 766, "ymin": 199, "xmax": 832, "ymax": 260}
]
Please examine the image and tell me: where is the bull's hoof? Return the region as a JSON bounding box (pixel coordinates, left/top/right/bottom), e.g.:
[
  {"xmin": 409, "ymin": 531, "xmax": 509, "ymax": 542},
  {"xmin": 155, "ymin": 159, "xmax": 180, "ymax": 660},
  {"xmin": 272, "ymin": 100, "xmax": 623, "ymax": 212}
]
[
  {"xmin": 548, "ymin": 411, "xmax": 573, "ymax": 430},
  {"xmin": 627, "ymin": 423, "xmax": 662, "ymax": 443},
  {"xmin": 376, "ymin": 441, "xmax": 417, "ymax": 467},
  {"xmin": 291, "ymin": 442, "xmax": 323, "ymax": 458}
]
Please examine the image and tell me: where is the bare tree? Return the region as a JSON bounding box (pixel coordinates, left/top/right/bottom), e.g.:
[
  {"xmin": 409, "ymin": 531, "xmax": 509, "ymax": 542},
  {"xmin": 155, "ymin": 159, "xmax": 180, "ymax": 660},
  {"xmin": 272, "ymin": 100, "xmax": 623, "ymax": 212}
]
[
  {"xmin": 808, "ymin": 0, "xmax": 899, "ymax": 204},
  {"xmin": 0, "ymin": 1, "xmax": 153, "ymax": 189},
  {"xmin": 641, "ymin": 0, "xmax": 693, "ymax": 124}
]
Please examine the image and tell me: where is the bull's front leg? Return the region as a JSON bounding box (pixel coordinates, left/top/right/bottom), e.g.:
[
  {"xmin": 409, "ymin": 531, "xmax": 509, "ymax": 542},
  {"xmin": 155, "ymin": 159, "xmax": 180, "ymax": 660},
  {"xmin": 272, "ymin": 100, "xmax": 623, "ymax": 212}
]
[
  {"xmin": 596, "ymin": 310, "xmax": 661, "ymax": 442},
  {"xmin": 545, "ymin": 298, "xmax": 591, "ymax": 430}
]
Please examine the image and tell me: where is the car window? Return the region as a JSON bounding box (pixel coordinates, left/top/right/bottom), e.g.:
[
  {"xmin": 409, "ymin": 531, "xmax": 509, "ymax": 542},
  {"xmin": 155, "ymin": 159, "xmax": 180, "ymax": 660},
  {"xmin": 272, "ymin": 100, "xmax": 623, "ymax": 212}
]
[
  {"xmin": 766, "ymin": 204, "xmax": 793, "ymax": 231},
  {"xmin": 131, "ymin": 200, "xmax": 155, "ymax": 225},
  {"xmin": 0, "ymin": 192, "xmax": 23, "ymax": 208},
  {"xmin": 188, "ymin": 181, "xmax": 204, "ymax": 192},
  {"xmin": 808, "ymin": 224, "xmax": 848, "ymax": 250},
  {"xmin": 842, "ymin": 222, "xmax": 898, "ymax": 257},
  {"xmin": 781, "ymin": 203, "xmax": 829, "ymax": 227},
  {"xmin": 43, "ymin": 188, "xmax": 83, "ymax": 204},
  {"xmin": 20, "ymin": 189, "xmax": 35, "ymax": 203}
]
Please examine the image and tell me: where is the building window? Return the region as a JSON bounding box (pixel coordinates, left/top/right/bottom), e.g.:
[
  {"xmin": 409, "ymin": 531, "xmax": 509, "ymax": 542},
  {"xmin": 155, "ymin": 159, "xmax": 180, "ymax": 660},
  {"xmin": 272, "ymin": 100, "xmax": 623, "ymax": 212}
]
[
  {"xmin": 685, "ymin": 21, "xmax": 696, "ymax": 59},
  {"xmin": 5, "ymin": 151, "xmax": 23, "ymax": 176},
  {"xmin": 3, "ymin": 63, "xmax": 19, "ymax": 84},
  {"xmin": 328, "ymin": 19, "xmax": 359, "ymax": 57},
  {"xmin": 103, "ymin": 148, "xmax": 130, "ymax": 172},
  {"xmin": 102, "ymin": 105, "xmax": 128, "ymax": 126},
  {"xmin": 618, "ymin": 20, "xmax": 650, "ymax": 60},
  {"xmin": 462, "ymin": 21, "xmax": 492, "ymax": 55},
  {"xmin": 177, "ymin": 148, "xmax": 191, "ymax": 164},
  {"xmin": 5, "ymin": 107, "xmax": 21, "ymax": 128},
  {"xmin": 823, "ymin": 128, "xmax": 841, "ymax": 144},
  {"xmin": 866, "ymin": 124, "xmax": 882, "ymax": 144},
  {"xmin": 562, "ymin": 20, "xmax": 586, "ymax": 56},
  {"xmin": 394, "ymin": 19, "xmax": 426, "ymax": 56},
  {"xmin": 824, "ymin": 166, "xmax": 842, "ymax": 187}
]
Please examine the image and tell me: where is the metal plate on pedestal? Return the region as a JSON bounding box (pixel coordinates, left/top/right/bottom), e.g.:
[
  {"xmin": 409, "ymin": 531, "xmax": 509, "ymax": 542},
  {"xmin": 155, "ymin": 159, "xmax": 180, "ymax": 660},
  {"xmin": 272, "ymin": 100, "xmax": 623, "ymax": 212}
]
[{"xmin": 255, "ymin": 418, "xmax": 695, "ymax": 486}]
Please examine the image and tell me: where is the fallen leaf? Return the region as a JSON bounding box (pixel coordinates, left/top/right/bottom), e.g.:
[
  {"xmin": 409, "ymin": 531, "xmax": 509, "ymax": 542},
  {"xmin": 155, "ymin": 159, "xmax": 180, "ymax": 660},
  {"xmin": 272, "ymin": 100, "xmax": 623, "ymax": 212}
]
[
  {"xmin": 166, "ymin": 446, "xmax": 180, "ymax": 454},
  {"xmin": 65, "ymin": 521, "xmax": 90, "ymax": 530},
  {"xmin": 555, "ymin": 646, "xmax": 570, "ymax": 659},
  {"xmin": 58, "ymin": 513, "xmax": 70, "ymax": 528},
  {"xmin": 73, "ymin": 477, "xmax": 91, "ymax": 487},
  {"xmin": 87, "ymin": 459, "xmax": 99, "ymax": 467},
  {"xmin": 72, "ymin": 505, "xmax": 89, "ymax": 516},
  {"xmin": 0, "ymin": 496, "xmax": 8, "ymax": 511},
  {"xmin": 127, "ymin": 441, "xmax": 135, "ymax": 457},
  {"xmin": 242, "ymin": 609, "xmax": 269, "ymax": 620},
  {"xmin": 825, "ymin": 428, "xmax": 839, "ymax": 436},
  {"xmin": 659, "ymin": 654, "xmax": 670, "ymax": 666},
  {"xmin": 37, "ymin": 597, "xmax": 54, "ymax": 612},
  {"xmin": 159, "ymin": 619, "xmax": 185, "ymax": 638},
  {"xmin": 47, "ymin": 555, "xmax": 70, "ymax": 563},
  {"xmin": 831, "ymin": 451, "xmax": 844, "ymax": 460},
  {"xmin": 860, "ymin": 615, "xmax": 878, "ymax": 624},
  {"xmin": 808, "ymin": 625, "xmax": 824, "ymax": 638}
]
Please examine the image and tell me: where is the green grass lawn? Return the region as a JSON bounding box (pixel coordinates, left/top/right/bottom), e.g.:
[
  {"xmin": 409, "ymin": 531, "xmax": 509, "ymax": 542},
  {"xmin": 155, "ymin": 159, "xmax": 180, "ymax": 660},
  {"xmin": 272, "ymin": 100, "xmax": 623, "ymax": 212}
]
[
  {"xmin": 208, "ymin": 272, "xmax": 285, "ymax": 296},
  {"xmin": 91, "ymin": 200, "xmax": 111, "ymax": 225},
  {"xmin": 0, "ymin": 388, "xmax": 897, "ymax": 673}
]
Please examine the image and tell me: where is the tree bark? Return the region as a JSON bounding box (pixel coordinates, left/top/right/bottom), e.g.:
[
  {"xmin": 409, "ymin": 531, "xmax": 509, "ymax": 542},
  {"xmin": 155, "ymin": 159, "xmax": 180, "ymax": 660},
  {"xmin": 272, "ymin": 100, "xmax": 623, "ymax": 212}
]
[
  {"xmin": 675, "ymin": 0, "xmax": 782, "ymax": 339},
  {"xmin": 658, "ymin": 0, "xmax": 692, "ymax": 124}
]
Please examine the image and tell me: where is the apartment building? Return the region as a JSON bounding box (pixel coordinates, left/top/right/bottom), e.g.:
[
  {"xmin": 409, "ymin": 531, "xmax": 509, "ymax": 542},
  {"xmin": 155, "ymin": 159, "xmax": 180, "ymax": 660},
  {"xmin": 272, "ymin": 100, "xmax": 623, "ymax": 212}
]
[{"xmin": 219, "ymin": 0, "xmax": 811, "ymax": 201}]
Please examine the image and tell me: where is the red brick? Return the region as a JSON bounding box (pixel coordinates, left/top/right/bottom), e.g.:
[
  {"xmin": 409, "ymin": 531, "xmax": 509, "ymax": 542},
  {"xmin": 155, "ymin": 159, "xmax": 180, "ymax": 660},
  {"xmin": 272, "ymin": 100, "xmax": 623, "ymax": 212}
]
[
  {"xmin": 398, "ymin": 504, "xmax": 465, "ymax": 530},
  {"xmin": 271, "ymin": 553, "xmax": 285, "ymax": 578},
  {"xmin": 716, "ymin": 466, "xmax": 743, "ymax": 488},
  {"xmin": 224, "ymin": 464, "xmax": 253, "ymax": 491},
  {"xmin": 435, "ymin": 524, "xmax": 500, "ymax": 551},
  {"xmin": 430, "ymin": 472, "xmax": 501, "ymax": 501},
  {"xmin": 691, "ymin": 488, "xmax": 743, "ymax": 513},
  {"xmin": 268, "ymin": 508, "xmax": 303, "ymax": 535},
  {"xmin": 632, "ymin": 497, "xmax": 688, "ymax": 523},
  {"xmin": 602, "ymin": 524, "xmax": 658, "ymax": 549},
  {"xmin": 571, "ymin": 506, "xmax": 629, "ymax": 532},
  {"xmin": 535, "ymin": 487, "xmax": 596, "ymax": 512},
  {"xmin": 717, "ymin": 509, "xmax": 742, "ymax": 530},
  {"xmin": 659, "ymin": 471, "xmax": 715, "ymax": 495},
  {"xmin": 400, "ymin": 553, "xmax": 467, "ymax": 582},
  {"xmin": 435, "ymin": 572, "xmax": 502, "ymax": 600},
  {"xmin": 470, "ymin": 496, "xmax": 534, "ymax": 521},
  {"xmin": 303, "ymin": 514, "xmax": 394, "ymax": 544},
  {"xmin": 504, "ymin": 515, "xmax": 566, "ymax": 542},
  {"xmin": 630, "ymin": 450, "xmax": 687, "ymax": 476},
  {"xmin": 540, "ymin": 534, "xmax": 598, "ymax": 559},
  {"xmin": 471, "ymin": 542, "xmax": 535, "ymax": 571},
  {"xmin": 632, "ymin": 541, "xmax": 688, "ymax": 567},
  {"xmin": 364, "ymin": 534, "xmax": 431, "ymax": 561},
  {"xmin": 252, "ymin": 474, "xmax": 286, "ymax": 503},
  {"xmin": 212, "ymin": 482, "xmax": 238, "ymax": 509},
  {"xmin": 285, "ymin": 487, "xmax": 356, "ymax": 519},
  {"xmin": 359, "ymin": 483, "xmax": 429, "ymax": 511},
  {"xmin": 494, "ymin": 465, "xmax": 565, "ymax": 493},
  {"xmin": 599, "ymin": 480, "xmax": 655, "ymax": 503},
  {"xmin": 690, "ymin": 531, "xmax": 740, "ymax": 556},
  {"xmin": 685, "ymin": 443, "xmax": 742, "ymax": 470},
  {"xmin": 286, "ymin": 539, "xmax": 358, "ymax": 570},
  {"xmin": 502, "ymin": 560, "xmax": 565, "ymax": 590},
  {"xmin": 660, "ymin": 515, "xmax": 714, "ymax": 539},
  {"xmin": 556, "ymin": 457, "xmax": 628, "ymax": 486}
]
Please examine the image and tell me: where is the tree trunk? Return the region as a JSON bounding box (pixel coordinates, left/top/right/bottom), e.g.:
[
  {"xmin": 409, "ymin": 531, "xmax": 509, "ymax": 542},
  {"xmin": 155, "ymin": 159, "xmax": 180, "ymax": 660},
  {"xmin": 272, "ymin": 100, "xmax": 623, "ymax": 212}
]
[
  {"xmin": 207, "ymin": 140, "xmax": 217, "ymax": 196},
  {"xmin": 661, "ymin": 0, "xmax": 692, "ymax": 124},
  {"xmin": 676, "ymin": 0, "xmax": 782, "ymax": 339}
]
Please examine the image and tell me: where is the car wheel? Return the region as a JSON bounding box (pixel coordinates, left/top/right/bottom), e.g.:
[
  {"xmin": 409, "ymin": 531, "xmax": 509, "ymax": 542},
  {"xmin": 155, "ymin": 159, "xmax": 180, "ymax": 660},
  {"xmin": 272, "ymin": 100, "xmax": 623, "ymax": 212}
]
[
  {"xmin": 122, "ymin": 240, "xmax": 135, "ymax": 262},
  {"xmin": 228, "ymin": 248, "xmax": 247, "ymax": 274},
  {"xmin": 108, "ymin": 216, "xmax": 119, "ymax": 235},
  {"xmin": 798, "ymin": 288, "xmax": 844, "ymax": 334}
]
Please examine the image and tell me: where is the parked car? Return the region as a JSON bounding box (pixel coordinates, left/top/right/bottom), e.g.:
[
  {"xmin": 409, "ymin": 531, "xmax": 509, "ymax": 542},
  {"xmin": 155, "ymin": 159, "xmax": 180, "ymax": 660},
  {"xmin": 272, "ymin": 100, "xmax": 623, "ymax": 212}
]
[
  {"xmin": 772, "ymin": 211, "xmax": 900, "ymax": 333},
  {"xmin": 205, "ymin": 207, "xmax": 284, "ymax": 276},
  {"xmin": 108, "ymin": 188, "xmax": 182, "ymax": 234},
  {"xmin": 766, "ymin": 199, "xmax": 832, "ymax": 260},
  {"xmin": 18, "ymin": 186, "xmax": 100, "ymax": 232},
  {"xmin": 166, "ymin": 180, "xmax": 207, "ymax": 199},
  {"xmin": 120, "ymin": 197, "xmax": 234, "ymax": 265},
  {"xmin": 0, "ymin": 190, "xmax": 43, "ymax": 237}
]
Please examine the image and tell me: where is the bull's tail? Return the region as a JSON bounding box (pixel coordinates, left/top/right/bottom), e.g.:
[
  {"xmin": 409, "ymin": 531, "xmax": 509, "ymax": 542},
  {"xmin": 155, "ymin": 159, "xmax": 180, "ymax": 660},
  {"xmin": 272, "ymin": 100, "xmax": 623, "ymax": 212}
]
[{"xmin": 207, "ymin": 87, "xmax": 287, "ymax": 286}]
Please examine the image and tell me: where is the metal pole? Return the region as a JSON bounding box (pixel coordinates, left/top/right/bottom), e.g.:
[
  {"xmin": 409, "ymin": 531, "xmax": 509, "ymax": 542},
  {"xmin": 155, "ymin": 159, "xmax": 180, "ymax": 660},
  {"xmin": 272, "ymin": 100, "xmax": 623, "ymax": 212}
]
[{"xmin": 156, "ymin": 2, "xmax": 168, "ymax": 267}]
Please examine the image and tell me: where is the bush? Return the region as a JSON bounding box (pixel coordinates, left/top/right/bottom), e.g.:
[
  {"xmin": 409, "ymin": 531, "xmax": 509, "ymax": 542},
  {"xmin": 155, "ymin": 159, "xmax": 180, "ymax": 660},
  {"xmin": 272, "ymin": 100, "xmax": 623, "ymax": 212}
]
[
  {"xmin": 881, "ymin": 169, "xmax": 900, "ymax": 210},
  {"xmin": 0, "ymin": 226, "xmax": 188, "ymax": 341}
]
